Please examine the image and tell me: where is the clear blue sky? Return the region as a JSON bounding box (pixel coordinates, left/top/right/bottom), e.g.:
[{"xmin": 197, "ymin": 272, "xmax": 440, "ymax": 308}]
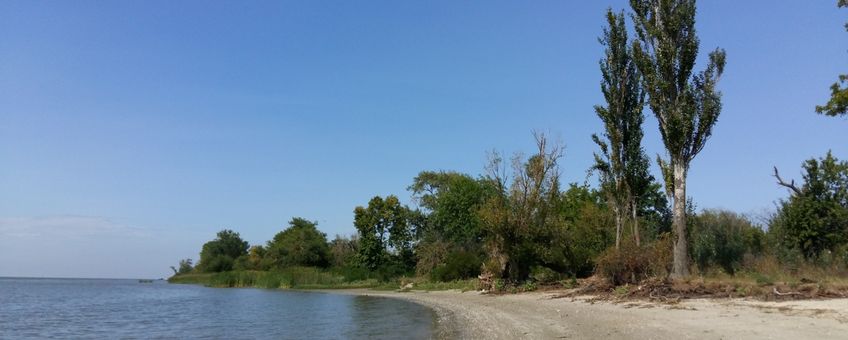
[{"xmin": 1, "ymin": 1, "xmax": 845, "ymax": 279}]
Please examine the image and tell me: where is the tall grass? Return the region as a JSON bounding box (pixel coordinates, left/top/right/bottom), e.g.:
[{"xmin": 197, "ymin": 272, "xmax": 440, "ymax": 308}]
[{"xmin": 168, "ymin": 267, "xmax": 381, "ymax": 289}]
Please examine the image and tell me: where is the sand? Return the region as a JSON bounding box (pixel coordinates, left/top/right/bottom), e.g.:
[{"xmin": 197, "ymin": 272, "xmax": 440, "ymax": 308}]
[{"xmin": 326, "ymin": 289, "xmax": 848, "ymax": 339}]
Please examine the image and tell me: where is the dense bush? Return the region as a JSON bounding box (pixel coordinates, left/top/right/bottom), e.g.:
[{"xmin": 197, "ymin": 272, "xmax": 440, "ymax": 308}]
[
  {"xmin": 691, "ymin": 209, "xmax": 765, "ymax": 275},
  {"xmin": 595, "ymin": 237, "xmax": 672, "ymax": 285},
  {"xmin": 430, "ymin": 250, "xmax": 482, "ymax": 282},
  {"xmin": 595, "ymin": 242, "xmax": 651, "ymax": 285},
  {"xmin": 529, "ymin": 265, "xmax": 562, "ymax": 284},
  {"xmin": 201, "ymin": 254, "xmax": 235, "ymax": 273}
]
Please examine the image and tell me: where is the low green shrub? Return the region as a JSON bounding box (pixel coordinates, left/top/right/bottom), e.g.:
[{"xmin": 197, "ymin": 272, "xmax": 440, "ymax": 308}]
[{"xmin": 530, "ymin": 266, "xmax": 562, "ymax": 284}]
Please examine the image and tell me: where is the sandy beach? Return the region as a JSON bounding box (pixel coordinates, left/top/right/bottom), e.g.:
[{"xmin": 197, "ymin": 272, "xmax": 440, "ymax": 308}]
[{"xmin": 326, "ymin": 289, "xmax": 848, "ymax": 339}]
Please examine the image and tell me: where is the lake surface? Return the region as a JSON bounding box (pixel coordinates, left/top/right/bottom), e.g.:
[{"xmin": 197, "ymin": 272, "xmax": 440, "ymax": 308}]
[{"xmin": 0, "ymin": 277, "xmax": 435, "ymax": 339}]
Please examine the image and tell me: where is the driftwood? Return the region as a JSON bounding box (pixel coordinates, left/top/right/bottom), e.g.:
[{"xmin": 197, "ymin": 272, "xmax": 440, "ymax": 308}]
[
  {"xmin": 773, "ymin": 287, "xmax": 802, "ymax": 296},
  {"xmin": 478, "ymin": 272, "xmax": 494, "ymax": 291}
]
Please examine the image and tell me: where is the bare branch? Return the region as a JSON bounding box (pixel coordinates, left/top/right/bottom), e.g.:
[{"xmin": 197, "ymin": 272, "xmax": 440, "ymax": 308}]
[{"xmin": 773, "ymin": 166, "xmax": 802, "ymax": 195}]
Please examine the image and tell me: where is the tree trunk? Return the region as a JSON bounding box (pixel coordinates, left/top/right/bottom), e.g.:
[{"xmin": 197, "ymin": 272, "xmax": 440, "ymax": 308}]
[
  {"xmin": 614, "ymin": 205, "xmax": 622, "ymax": 250},
  {"xmin": 631, "ymin": 198, "xmax": 640, "ymax": 247},
  {"xmin": 670, "ymin": 162, "xmax": 690, "ymax": 279}
]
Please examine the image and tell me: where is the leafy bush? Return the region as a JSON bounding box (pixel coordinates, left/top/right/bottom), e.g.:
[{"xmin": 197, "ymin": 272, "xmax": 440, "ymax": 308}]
[
  {"xmin": 595, "ymin": 241, "xmax": 652, "ymax": 285},
  {"xmin": 691, "ymin": 210, "xmax": 763, "ymax": 275},
  {"xmin": 530, "ymin": 266, "xmax": 562, "ymax": 284},
  {"xmin": 430, "ymin": 250, "xmax": 482, "ymax": 282},
  {"xmin": 202, "ymin": 254, "xmax": 235, "ymax": 273}
]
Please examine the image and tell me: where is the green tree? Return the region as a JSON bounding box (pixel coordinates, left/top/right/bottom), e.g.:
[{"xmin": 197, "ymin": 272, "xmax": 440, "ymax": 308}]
[
  {"xmin": 170, "ymin": 258, "xmax": 194, "ymax": 275},
  {"xmin": 353, "ymin": 195, "xmax": 417, "ymax": 271},
  {"xmin": 815, "ymin": 1, "xmax": 848, "ymax": 117},
  {"xmin": 773, "ymin": 152, "xmax": 848, "ymax": 259},
  {"xmin": 197, "ymin": 229, "xmax": 249, "ymax": 272},
  {"xmin": 479, "ymin": 133, "xmax": 564, "ymax": 281},
  {"xmin": 329, "ymin": 234, "xmax": 359, "ymax": 268},
  {"xmin": 551, "ymin": 184, "xmax": 615, "ymax": 277},
  {"xmin": 592, "ymin": 8, "xmax": 651, "ymax": 249},
  {"xmin": 408, "ymin": 171, "xmax": 495, "ymax": 279},
  {"xmin": 409, "ymin": 171, "xmax": 495, "ymax": 246},
  {"xmin": 266, "ymin": 217, "xmax": 331, "ymax": 268},
  {"xmin": 630, "ymin": 0, "xmax": 727, "ymax": 278}
]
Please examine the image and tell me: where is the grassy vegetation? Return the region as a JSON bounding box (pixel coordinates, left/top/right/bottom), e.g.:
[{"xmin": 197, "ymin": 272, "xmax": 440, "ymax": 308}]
[
  {"xmin": 169, "ymin": 267, "xmax": 379, "ymax": 289},
  {"xmin": 168, "ymin": 267, "xmax": 480, "ymax": 292}
]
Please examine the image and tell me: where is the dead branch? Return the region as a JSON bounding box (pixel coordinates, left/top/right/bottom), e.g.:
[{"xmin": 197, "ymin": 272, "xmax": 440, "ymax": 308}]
[{"xmin": 773, "ymin": 166, "xmax": 802, "ymax": 195}]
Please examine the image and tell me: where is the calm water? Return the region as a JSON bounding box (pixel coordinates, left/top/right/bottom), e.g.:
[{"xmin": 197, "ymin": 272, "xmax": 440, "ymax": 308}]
[{"xmin": 0, "ymin": 278, "xmax": 435, "ymax": 339}]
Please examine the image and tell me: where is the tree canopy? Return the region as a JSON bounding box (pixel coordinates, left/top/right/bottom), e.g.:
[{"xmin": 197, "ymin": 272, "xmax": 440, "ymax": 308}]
[
  {"xmin": 267, "ymin": 217, "xmax": 331, "ymax": 268},
  {"xmin": 592, "ymin": 8, "xmax": 651, "ymax": 249},
  {"xmin": 353, "ymin": 195, "xmax": 418, "ymax": 271},
  {"xmin": 773, "ymin": 152, "xmax": 848, "ymax": 259},
  {"xmin": 630, "ymin": 0, "xmax": 727, "ymax": 278},
  {"xmin": 197, "ymin": 229, "xmax": 249, "ymax": 272}
]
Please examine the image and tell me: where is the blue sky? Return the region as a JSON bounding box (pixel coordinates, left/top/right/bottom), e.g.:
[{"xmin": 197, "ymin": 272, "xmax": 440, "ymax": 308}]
[{"xmin": 1, "ymin": 1, "xmax": 846, "ymax": 279}]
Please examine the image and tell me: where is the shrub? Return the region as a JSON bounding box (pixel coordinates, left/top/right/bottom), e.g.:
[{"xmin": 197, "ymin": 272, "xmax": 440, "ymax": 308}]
[
  {"xmin": 691, "ymin": 210, "xmax": 765, "ymax": 275},
  {"xmin": 530, "ymin": 266, "xmax": 562, "ymax": 284},
  {"xmin": 595, "ymin": 241, "xmax": 652, "ymax": 285},
  {"xmin": 202, "ymin": 255, "xmax": 235, "ymax": 273},
  {"xmin": 430, "ymin": 250, "xmax": 482, "ymax": 282}
]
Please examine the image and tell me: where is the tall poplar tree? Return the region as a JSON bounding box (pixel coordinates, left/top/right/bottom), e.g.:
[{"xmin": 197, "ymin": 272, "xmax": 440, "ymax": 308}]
[
  {"xmin": 592, "ymin": 9, "xmax": 650, "ymax": 249},
  {"xmin": 630, "ymin": 0, "xmax": 726, "ymax": 278},
  {"xmin": 815, "ymin": 0, "xmax": 848, "ymax": 117}
]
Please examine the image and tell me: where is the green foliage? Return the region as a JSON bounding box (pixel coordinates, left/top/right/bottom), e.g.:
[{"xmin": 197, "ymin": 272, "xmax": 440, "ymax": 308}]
[
  {"xmin": 691, "ymin": 209, "xmax": 765, "ymax": 275},
  {"xmin": 772, "ymin": 152, "xmax": 848, "ymax": 260},
  {"xmin": 353, "ymin": 195, "xmax": 418, "ymax": 272},
  {"xmin": 430, "ymin": 250, "xmax": 482, "ymax": 282},
  {"xmin": 630, "ymin": 0, "xmax": 726, "ymax": 166},
  {"xmin": 409, "ymin": 171, "xmax": 494, "ymax": 280},
  {"xmin": 596, "ymin": 241, "xmax": 651, "ymax": 285},
  {"xmin": 170, "ymin": 258, "xmax": 194, "ymax": 275},
  {"xmin": 168, "ymin": 267, "xmax": 379, "ymax": 289},
  {"xmin": 816, "ymin": 74, "xmax": 848, "ymax": 117},
  {"xmin": 201, "ymin": 255, "xmax": 235, "ymax": 273},
  {"xmin": 815, "ymin": 1, "xmax": 848, "ymax": 117},
  {"xmin": 529, "ymin": 265, "xmax": 562, "ymax": 284},
  {"xmin": 521, "ymin": 281, "xmax": 537, "ymax": 292},
  {"xmin": 479, "ymin": 133, "xmax": 564, "ymax": 282},
  {"xmin": 630, "ymin": 0, "xmax": 727, "ymax": 278},
  {"xmin": 329, "ymin": 235, "xmax": 359, "ymax": 268},
  {"xmin": 592, "ymin": 8, "xmax": 654, "ymax": 248},
  {"xmin": 197, "ymin": 230, "xmax": 249, "ymax": 273},
  {"xmin": 549, "ymin": 185, "xmax": 614, "ymax": 277},
  {"xmin": 410, "ymin": 171, "xmax": 496, "ymax": 246},
  {"xmin": 267, "ymin": 217, "xmax": 331, "ymax": 269},
  {"xmin": 596, "ymin": 236, "xmax": 672, "ymax": 285}
]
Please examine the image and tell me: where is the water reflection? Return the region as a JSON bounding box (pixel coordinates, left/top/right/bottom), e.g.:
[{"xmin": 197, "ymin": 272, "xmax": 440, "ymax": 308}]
[{"xmin": 0, "ymin": 278, "xmax": 434, "ymax": 339}]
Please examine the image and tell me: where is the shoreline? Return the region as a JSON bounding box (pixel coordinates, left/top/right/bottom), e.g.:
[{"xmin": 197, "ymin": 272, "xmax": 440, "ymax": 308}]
[{"xmin": 319, "ymin": 288, "xmax": 848, "ymax": 339}]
